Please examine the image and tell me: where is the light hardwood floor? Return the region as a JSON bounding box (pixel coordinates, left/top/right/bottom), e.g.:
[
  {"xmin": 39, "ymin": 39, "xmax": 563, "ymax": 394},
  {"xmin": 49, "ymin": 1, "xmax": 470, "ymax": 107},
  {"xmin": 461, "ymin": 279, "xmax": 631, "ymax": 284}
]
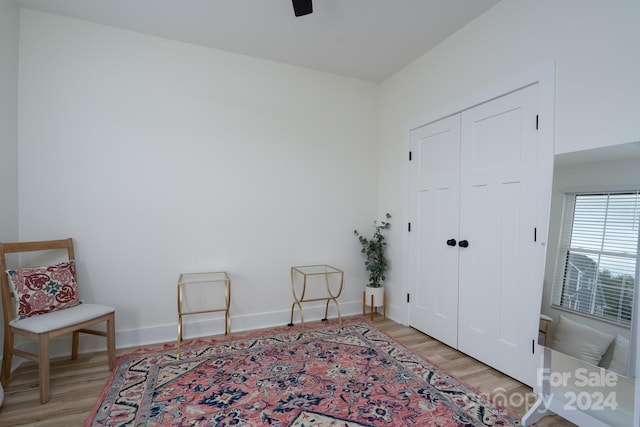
[{"xmin": 0, "ymin": 315, "xmax": 574, "ymax": 426}]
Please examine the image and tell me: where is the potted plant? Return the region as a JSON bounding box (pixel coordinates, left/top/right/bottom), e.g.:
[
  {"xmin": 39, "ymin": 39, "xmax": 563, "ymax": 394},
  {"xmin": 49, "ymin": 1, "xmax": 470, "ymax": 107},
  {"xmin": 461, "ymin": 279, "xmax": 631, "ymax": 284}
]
[{"xmin": 354, "ymin": 213, "xmax": 391, "ymax": 308}]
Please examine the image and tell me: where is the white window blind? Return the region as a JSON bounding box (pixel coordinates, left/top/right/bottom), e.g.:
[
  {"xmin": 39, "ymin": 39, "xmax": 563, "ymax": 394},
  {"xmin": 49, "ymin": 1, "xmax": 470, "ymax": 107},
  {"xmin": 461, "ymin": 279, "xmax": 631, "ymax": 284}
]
[{"xmin": 551, "ymin": 191, "xmax": 639, "ymax": 326}]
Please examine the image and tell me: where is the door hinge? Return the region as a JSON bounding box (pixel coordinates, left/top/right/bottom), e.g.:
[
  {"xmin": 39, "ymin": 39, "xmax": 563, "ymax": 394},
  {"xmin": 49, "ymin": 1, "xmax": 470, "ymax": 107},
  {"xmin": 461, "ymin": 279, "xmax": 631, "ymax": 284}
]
[
  {"xmin": 408, "ymin": 222, "xmax": 411, "ymax": 232},
  {"xmin": 407, "ymin": 293, "xmax": 410, "ymax": 303},
  {"xmin": 409, "ymin": 151, "xmax": 412, "ymax": 161},
  {"xmin": 536, "ymin": 115, "xmax": 539, "ymax": 130},
  {"xmin": 534, "ymin": 227, "xmax": 537, "ymax": 242}
]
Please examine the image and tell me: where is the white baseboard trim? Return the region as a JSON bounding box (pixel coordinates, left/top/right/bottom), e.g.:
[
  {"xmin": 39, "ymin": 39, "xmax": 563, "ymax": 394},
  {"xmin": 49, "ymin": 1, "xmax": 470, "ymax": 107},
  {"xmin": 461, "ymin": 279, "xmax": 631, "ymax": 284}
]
[
  {"xmin": 4, "ymin": 299, "xmax": 403, "ymax": 373},
  {"xmin": 386, "ymin": 302, "xmax": 406, "ymax": 325},
  {"xmin": 118, "ymin": 300, "xmax": 364, "ymax": 349}
]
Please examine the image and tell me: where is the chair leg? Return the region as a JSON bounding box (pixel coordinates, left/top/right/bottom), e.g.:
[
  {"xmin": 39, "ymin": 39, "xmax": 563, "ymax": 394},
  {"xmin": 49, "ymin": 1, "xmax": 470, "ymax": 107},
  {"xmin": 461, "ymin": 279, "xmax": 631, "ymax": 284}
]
[
  {"xmin": 1, "ymin": 328, "xmax": 14, "ymax": 387},
  {"xmin": 106, "ymin": 313, "xmax": 116, "ymax": 371},
  {"xmin": 71, "ymin": 330, "xmax": 80, "ymax": 360},
  {"xmin": 38, "ymin": 333, "xmax": 50, "ymax": 403}
]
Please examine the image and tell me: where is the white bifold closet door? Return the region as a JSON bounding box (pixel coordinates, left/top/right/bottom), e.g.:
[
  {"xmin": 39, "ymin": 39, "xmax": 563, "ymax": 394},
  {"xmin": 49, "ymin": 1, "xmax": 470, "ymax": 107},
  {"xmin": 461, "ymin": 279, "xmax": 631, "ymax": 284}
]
[
  {"xmin": 408, "ymin": 114, "xmax": 461, "ymax": 349},
  {"xmin": 409, "ymin": 84, "xmax": 540, "ymax": 387}
]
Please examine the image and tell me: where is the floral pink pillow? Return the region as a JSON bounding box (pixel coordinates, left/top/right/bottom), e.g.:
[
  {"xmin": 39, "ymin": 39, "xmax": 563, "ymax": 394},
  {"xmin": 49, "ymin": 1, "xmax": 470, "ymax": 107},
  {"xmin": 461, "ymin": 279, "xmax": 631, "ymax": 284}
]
[{"xmin": 6, "ymin": 260, "xmax": 80, "ymax": 319}]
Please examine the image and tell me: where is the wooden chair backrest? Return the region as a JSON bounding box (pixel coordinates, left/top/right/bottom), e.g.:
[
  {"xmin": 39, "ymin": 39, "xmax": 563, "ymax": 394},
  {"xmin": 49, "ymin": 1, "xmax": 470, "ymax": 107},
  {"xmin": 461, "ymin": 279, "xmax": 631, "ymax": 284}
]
[{"xmin": 0, "ymin": 238, "xmax": 75, "ymax": 327}]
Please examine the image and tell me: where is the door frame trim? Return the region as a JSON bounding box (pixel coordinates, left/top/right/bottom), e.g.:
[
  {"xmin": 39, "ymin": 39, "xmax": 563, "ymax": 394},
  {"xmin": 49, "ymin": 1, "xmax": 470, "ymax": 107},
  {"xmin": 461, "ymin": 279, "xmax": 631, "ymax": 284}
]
[{"xmin": 402, "ymin": 62, "xmax": 557, "ymax": 327}]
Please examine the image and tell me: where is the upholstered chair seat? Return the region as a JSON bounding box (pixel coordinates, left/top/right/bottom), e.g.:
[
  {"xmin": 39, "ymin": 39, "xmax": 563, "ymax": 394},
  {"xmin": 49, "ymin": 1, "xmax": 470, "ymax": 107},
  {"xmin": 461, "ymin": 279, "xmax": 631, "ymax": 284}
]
[{"xmin": 10, "ymin": 303, "xmax": 115, "ymax": 334}]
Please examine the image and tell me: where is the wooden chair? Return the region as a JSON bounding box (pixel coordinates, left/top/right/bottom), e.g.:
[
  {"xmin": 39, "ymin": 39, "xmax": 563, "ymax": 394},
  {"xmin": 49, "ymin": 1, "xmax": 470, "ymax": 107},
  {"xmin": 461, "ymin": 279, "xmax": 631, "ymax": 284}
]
[{"xmin": 0, "ymin": 238, "xmax": 115, "ymax": 403}]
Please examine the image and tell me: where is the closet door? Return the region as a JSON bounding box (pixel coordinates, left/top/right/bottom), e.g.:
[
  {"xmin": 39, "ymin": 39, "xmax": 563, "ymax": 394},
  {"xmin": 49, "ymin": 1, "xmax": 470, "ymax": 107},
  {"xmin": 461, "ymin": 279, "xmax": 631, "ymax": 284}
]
[
  {"xmin": 408, "ymin": 115, "xmax": 460, "ymax": 348},
  {"xmin": 457, "ymin": 84, "xmax": 539, "ymax": 386}
]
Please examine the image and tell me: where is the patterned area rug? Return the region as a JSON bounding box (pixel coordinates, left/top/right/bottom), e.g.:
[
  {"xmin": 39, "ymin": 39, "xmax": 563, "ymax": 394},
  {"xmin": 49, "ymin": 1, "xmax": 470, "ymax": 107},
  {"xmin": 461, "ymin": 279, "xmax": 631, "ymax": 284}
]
[{"xmin": 86, "ymin": 319, "xmax": 520, "ymax": 426}]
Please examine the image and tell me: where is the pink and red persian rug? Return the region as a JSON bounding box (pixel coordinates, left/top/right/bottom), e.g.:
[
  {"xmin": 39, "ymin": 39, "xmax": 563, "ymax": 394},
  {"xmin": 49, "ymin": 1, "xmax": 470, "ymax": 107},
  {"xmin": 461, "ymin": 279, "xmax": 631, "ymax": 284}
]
[{"xmin": 86, "ymin": 318, "xmax": 520, "ymax": 426}]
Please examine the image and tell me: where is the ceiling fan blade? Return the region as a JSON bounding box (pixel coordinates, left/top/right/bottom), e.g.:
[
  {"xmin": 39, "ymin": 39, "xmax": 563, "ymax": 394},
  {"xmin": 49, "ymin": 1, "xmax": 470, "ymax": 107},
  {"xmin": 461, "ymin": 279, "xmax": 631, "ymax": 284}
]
[{"xmin": 292, "ymin": 0, "xmax": 312, "ymax": 17}]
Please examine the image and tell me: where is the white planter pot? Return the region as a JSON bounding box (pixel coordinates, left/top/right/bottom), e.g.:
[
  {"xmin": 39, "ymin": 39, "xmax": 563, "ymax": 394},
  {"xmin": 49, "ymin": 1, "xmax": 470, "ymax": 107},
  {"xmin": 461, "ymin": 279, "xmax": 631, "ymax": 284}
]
[{"xmin": 364, "ymin": 285, "xmax": 385, "ymax": 308}]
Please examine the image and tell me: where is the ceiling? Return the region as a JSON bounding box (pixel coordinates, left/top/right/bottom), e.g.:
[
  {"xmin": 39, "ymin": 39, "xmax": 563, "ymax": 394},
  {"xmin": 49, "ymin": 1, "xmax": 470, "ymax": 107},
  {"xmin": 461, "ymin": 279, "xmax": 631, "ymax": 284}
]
[
  {"xmin": 15, "ymin": 0, "xmax": 500, "ymax": 83},
  {"xmin": 555, "ymin": 141, "xmax": 640, "ymax": 166}
]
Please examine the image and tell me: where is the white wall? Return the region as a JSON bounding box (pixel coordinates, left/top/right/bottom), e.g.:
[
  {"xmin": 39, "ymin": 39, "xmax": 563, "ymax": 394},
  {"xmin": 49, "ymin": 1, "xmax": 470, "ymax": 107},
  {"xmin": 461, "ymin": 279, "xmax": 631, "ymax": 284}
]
[
  {"xmin": 17, "ymin": 9, "xmax": 379, "ymax": 348},
  {"xmin": 11, "ymin": 0, "xmax": 640, "ymax": 353},
  {"xmin": 378, "ymin": 0, "xmax": 640, "ymax": 320},
  {"xmin": 0, "ymin": 0, "xmax": 19, "ymax": 242},
  {"xmin": 0, "ymin": 0, "xmax": 19, "ymax": 364}
]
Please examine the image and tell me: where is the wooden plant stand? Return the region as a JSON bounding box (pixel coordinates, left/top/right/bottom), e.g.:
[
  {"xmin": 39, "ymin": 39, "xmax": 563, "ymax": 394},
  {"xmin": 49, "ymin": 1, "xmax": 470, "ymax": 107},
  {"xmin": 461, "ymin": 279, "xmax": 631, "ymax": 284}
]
[{"xmin": 362, "ymin": 290, "xmax": 386, "ymax": 321}]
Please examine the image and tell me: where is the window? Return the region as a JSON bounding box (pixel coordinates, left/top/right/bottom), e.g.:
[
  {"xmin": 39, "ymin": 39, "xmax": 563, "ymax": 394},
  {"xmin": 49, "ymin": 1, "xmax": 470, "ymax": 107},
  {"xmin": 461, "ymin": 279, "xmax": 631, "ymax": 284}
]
[{"xmin": 552, "ymin": 191, "xmax": 639, "ymax": 326}]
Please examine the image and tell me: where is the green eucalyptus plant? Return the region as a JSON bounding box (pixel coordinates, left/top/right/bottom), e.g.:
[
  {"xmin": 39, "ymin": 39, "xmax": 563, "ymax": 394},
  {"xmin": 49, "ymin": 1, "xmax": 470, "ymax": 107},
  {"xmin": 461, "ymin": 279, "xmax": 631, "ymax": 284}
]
[{"xmin": 353, "ymin": 213, "xmax": 391, "ymax": 288}]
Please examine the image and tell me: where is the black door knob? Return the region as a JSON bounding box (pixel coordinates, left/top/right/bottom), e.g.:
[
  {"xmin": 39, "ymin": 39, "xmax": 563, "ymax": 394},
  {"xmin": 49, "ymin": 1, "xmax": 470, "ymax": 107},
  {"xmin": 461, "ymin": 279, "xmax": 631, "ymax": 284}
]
[
  {"xmin": 458, "ymin": 240, "xmax": 469, "ymax": 248},
  {"xmin": 446, "ymin": 239, "xmax": 457, "ymax": 246}
]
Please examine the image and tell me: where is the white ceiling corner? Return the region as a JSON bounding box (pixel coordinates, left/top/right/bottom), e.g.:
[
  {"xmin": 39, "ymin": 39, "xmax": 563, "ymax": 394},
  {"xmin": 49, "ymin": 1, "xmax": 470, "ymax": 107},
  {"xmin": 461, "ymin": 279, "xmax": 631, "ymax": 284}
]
[{"xmin": 15, "ymin": 0, "xmax": 500, "ymax": 83}]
